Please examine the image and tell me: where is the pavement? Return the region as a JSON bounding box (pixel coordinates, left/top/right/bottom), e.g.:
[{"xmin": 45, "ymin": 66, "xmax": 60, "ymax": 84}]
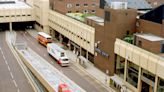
[{"xmin": 26, "ymin": 29, "xmax": 116, "ymax": 92}]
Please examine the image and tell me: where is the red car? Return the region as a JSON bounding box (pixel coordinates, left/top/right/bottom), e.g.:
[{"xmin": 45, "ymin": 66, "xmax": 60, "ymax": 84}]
[{"xmin": 58, "ymin": 83, "xmax": 71, "ymax": 92}]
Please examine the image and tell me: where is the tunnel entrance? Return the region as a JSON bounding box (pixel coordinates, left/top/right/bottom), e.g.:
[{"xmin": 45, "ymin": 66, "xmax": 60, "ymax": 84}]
[
  {"xmin": 12, "ymin": 21, "xmax": 35, "ymax": 30},
  {"xmin": 0, "ymin": 23, "xmax": 9, "ymax": 31}
]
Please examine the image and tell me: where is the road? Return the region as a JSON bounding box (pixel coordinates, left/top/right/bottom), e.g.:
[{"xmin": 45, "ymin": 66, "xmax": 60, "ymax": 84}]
[
  {"xmin": 0, "ymin": 31, "xmax": 34, "ymax": 92},
  {"xmin": 16, "ymin": 31, "xmax": 108, "ymax": 92}
]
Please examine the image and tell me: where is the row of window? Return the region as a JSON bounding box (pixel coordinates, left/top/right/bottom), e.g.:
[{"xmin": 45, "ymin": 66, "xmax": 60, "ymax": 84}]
[
  {"xmin": 0, "ymin": 15, "xmax": 31, "ymax": 18},
  {"xmin": 115, "ymin": 55, "xmax": 164, "ymax": 92},
  {"xmin": 49, "ymin": 19, "xmax": 90, "ymax": 44},
  {"xmin": 67, "ymin": 10, "xmax": 96, "ymax": 13},
  {"xmin": 66, "ymin": 3, "xmax": 97, "ymax": 8}
]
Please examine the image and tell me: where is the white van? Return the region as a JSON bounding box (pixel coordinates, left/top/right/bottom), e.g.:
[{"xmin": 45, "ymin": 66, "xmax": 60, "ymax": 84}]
[{"xmin": 47, "ymin": 43, "xmax": 70, "ymax": 66}]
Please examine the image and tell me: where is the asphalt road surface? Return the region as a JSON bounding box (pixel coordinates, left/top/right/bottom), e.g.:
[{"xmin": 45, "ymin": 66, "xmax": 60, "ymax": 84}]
[
  {"xmin": 16, "ymin": 30, "xmax": 109, "ymax": 92},
  {"xmin": 0, "ymin": 31, "xmax": 34, "ymax": 92}
]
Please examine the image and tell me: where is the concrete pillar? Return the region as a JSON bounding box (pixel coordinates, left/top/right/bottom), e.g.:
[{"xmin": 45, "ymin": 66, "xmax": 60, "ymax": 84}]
[
  {"xmin": 73, "ymin": 46, "xmax": 76, "ymax": 54},
  {"xmin": 9, "ymin": 22, "xmax": 12, "ymax": 32},
  {"xmin": 80, "ymin": 47, "xmax": 82, "ymax": 56},
  {"xmin": 86, "ymin": 51, "xmax": 88, "ymax": 59},
  {"xmin": 124, "ymin": 59, "xmax": 128, "ymax": 81},
  {"xmin": 154, "ymin": 76, "xmax": 158, "ymax": 92},
  {"xmin": 137, "ymin": 67, "xmax": 142, "ymax": 92},
  {"xmin": 68, "ymin": 40, "xmax": 71, "ymax": 50},
  {"xmin": 59, "ymin": 34, "xmax": 63, "ymax": 43}
]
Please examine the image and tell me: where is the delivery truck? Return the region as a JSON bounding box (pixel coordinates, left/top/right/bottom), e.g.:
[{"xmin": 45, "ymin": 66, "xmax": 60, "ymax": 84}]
[{"xmin": 47, "ymin": 43, "xmax": 70, "ymax": 66}]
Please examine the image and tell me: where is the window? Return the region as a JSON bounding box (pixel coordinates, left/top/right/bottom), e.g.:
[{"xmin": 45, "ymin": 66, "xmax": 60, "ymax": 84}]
[
  {"xmin": 92, "ymin": 3, "xmax": 96, "ymax": 7},
  {"xmin": 91, "ymin": 10, "xmax": 96, "ymax": 13},
  {"xmin": 126, "ymin": 61, "xmax": 139, "ymax": 88},
  {"xmin": 126, "ymin": 30, "xmax": 129, "ymax": 35},
  {"xmin": 66, "ymin": 3, "xmax": 73, "ymax": 8},
  {"xmin": 83, "ymin": 10, "xmax": 89, "ymax": 14},
  {"xmin": 157, "ymin": 78, "xmax": 164, "ymax": 92},
  {"xmin": 161, "ymin": 41, "xmax": 164, "ymax": 53},
  {"xmin": 76, "ymin": 4, "xmax": 80, "ymax": 7},
  {"xmin": 105, "ymin": 11, "xmax": 110, "ymax": 21},
  {"xmin": 68, "ymin": 11, "xmax": 72, "ymax": 13},
  {"xmin": 115, "ymin": 55, "xmax": 125, "ymax": 79},
  {"xmin": 138, "ymin": 40, "xmax": 142, "ymax": 47},
  {"xmin": 84, "ymin": 4, "xmax": 88, "ymax": 7}
]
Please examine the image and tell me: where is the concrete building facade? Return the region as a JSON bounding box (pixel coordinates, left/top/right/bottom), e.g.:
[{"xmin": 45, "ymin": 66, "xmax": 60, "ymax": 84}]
[
  {"xmin": 48, "ymin": 10, "xmax": 95, "ymax": 61},
  {"xmin": 114, "ymin": 38, "xmax": 164, "ymax": 92},
  {"xmin": 111, "ymin": 4, "xmax": 164, "ymax": 92}
]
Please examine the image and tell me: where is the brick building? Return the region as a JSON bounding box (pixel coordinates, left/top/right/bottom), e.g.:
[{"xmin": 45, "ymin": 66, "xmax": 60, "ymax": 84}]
[
  {"xmin": 94, "ymin": 8, "xmax": 137, "ymax": 75},
  {"xmin": 49, "ymin": 0, "xmax": 100, "ymax": 14}
]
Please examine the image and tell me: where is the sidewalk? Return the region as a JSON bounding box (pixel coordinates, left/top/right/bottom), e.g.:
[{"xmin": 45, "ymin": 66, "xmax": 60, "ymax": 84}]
[{"xmin": 27, "ymin": 30, "xmax": 115, "ymax": 92}]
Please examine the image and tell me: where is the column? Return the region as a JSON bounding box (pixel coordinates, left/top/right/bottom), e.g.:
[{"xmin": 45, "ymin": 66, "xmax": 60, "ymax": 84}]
[
  {"xmin": 86, "ymin": 51, "xmax": 88, "ymax": 60},
  {"xmin": 80, "ymin": 47, "xmax": 82, "ymax": 56},
  {"xmin": 153, "ymin": 76, "xmax": 158, "ymax": 92},
  {"xmin": 9, "ymin": 22, "xmax": 12, "ymax": 32},
  {"xmin": 59, "ymin": 34, "xmax": 63, "ymax": 43},
  {"xmin": 137, "ymin": 67, "xmax": 142, "ymax": 92},
  {"xmin": 68, "ymin": 40, "xmax": 71, "ymax": 50},
  {"xmin": 124, "ymin": 59, "xmax": 128, "ymax": 81}
]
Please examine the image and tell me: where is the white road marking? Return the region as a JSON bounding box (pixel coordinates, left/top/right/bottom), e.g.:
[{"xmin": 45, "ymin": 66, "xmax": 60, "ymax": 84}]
[
  {"xmin": 8, "ymin": 66, "xmax": 11, "ymax": 71},
  {"xmin": 17, "ymin": 89, "xmax": 20, "ymax": 92},
  {"xmin": 13, "ymin": 80, "xmax": 18, "ymax": 88},
  {"xmin": 10, "ymin": 72, "xmax": 14, "ymax": 79},
  {"xmin": 2, "ymin": 55, "xmax": 6, "ymax": 60},
  {"xmin": 5, "ymin": 60, "xmax": 8, "ymax": 65}
]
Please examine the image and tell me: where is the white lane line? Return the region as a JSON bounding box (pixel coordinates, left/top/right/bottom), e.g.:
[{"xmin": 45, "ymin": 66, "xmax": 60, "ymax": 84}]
[
  {"xmin": 8, "ymin": 66, "xmax": 11, "ymax": 71},
  {"xmin": 0, "ymin": 48, "xmax": 7, "ymax": 62},
  {"xmin": 13, "ymin": 80, "xmax": 18, "ymax": 88},
  {"xmin": 17, "ymin": 89, "xmax": 20, "ymax": 92},
  {"xmin": 10, "ymin": 72, "xmax": 14, "ymax": 79},
  {"xmin": 5, "ymin": 60, "xmax": 8, "ymax": 65}
]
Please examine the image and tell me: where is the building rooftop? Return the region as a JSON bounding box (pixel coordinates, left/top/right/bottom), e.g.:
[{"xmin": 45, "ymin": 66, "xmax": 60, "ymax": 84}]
[
  {"xmin": 135, "ymin": 33, "xmax": 164, "ymax": 41},
  {"xmin": 140, "ymin": 4, "xmax": 164, "ymax": 24},
  {"xmin": 86, "ymin": 16, "xmax": 104, "ymax": 23},
  {"xmin": 104, "ymin": 0, "xmax": 152, "ymax": 9},
  {"xmin": 0, "ymin": 1, "xmax": 31, "ymax": 9}
]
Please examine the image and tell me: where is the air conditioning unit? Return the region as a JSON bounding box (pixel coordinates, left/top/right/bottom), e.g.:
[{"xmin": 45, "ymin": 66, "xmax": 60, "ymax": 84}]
[{"xmin": 111, "ymin": 2, "xmax": 128, "ymax": 9}]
